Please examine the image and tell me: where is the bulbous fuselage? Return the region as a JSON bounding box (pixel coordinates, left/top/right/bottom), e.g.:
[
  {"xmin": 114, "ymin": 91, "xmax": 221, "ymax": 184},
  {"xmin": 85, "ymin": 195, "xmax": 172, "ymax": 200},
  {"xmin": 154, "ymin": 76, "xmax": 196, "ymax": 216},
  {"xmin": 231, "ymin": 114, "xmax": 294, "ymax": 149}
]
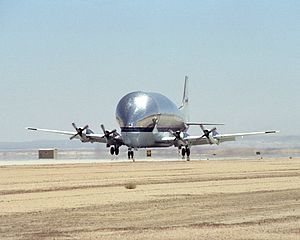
[{"xmin": 115, "ymin": 91, "xmax": 186, "ymax": 147}]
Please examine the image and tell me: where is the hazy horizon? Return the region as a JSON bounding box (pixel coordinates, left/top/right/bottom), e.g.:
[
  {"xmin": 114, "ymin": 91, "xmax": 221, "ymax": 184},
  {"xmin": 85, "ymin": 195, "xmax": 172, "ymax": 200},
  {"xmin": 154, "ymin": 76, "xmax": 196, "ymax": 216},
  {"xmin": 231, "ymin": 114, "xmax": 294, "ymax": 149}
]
[{"xmin": 1, "ymin": 1, "xmax": 299, "ymax": 142}]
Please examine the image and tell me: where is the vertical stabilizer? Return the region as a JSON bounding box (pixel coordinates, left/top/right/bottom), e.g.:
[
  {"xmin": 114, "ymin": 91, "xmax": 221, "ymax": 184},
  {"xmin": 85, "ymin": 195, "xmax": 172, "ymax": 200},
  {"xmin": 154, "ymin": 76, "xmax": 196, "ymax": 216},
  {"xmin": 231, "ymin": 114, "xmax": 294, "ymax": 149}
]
[{"xmin": 179, "ymin": 76, "xmax": 190, "ymax": 122}]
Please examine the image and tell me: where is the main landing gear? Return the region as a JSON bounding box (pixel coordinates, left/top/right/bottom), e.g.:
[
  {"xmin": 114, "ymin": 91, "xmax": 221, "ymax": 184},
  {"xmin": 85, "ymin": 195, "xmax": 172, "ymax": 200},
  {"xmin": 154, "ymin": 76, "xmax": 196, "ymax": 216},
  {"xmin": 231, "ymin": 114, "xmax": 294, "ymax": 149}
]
[
  {"xmin": 109, "ymin": 146, "xmax": 135, "ymax": 162},
  {"xmin": 128, "ymin": 148, "xmax": 135, "ymax": 162},
  {"xmin": 181, "ymin": 146, "xmax": 191, "ymax": 161},
  {"xmin": 110, "ymin": 146, "xmax": 119, "ymax": 155}
]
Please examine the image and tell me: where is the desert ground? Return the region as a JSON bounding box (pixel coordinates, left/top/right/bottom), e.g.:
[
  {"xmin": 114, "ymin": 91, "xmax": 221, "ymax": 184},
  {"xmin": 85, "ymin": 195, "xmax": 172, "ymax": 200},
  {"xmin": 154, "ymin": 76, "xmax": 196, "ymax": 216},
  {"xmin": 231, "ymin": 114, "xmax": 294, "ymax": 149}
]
[{"xmin": 0, "ymin": 158, "xmax": 299, "ymax": 239}]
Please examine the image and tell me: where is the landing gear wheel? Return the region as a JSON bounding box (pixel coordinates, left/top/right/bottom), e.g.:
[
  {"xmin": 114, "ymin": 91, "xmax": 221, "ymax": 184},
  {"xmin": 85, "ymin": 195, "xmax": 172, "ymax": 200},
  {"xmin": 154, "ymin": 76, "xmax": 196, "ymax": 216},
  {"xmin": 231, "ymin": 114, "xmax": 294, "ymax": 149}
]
[
  {"xmin": 110, "ymin": 146, "xmax": 115, "ymax": 155},
  {"xmin": 128, "ymin": 150, "xmax": 134, "ymax": 161},
  {"xmin": 115, "ymin": 147, "xmax": 119, "ymax": 155},
  {"xmin": 186, "ymin": 147, "xmax": 191, "ymax": 161},
  {"xmin": 130, "ymin": 151, "xmax": 134, "ymax": 160},
  {"xmin": 181, "ymin": 148, "xmax": 186, "ymax": 159},
  {"xmin": 128, "ymin": 150, "xmax": 131, "ymax": 159}
]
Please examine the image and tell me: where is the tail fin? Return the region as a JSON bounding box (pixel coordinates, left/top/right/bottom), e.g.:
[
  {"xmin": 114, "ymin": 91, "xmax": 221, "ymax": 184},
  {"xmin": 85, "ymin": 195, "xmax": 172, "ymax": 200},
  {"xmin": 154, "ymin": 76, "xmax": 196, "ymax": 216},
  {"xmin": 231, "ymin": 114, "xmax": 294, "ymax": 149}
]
[{"xmin": 179, "ymin": 76, "xmax": 189, "ymax": 122}]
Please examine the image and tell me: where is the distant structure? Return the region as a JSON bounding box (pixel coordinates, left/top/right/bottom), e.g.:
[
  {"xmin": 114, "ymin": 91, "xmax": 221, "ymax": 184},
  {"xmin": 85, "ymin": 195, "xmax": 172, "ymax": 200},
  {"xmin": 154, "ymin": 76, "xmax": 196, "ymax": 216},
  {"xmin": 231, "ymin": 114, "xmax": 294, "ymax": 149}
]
[
  {"xmin": 146, "ymin": 150, "xmax": 152, "ymax": 157},
  {"xmin": 38, "ymin": 149, "xmax": 57, "ymax": 159}
]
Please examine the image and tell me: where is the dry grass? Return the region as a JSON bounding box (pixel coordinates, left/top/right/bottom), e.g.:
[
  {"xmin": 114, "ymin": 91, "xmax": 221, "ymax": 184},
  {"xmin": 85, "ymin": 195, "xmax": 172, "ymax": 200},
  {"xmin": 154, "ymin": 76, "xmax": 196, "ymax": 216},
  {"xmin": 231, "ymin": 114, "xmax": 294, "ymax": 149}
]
[{"xmin": 0, "ymin": 158, "xmax": 299, "ymax": 239}]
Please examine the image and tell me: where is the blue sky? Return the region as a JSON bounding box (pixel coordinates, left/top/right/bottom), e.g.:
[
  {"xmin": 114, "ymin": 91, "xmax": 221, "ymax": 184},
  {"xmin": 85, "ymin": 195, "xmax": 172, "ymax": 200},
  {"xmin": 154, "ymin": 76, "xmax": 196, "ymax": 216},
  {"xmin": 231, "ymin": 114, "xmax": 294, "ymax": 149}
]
[{"xmin": 0, "ymin": 0, "xmax": 299, "ymax": 142}]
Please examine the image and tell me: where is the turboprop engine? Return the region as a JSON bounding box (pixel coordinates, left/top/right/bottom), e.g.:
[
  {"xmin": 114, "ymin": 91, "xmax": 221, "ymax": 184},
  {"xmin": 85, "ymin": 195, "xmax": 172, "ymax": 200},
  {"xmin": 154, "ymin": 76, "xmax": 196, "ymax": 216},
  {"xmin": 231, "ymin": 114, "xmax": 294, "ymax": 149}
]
[
  {"xmin": 70, "ymin": 123, "xmax": 92, "ymax": 142},
  {"xmin": 200, "ymin": 125, "xmax": 220, "ymax": 145}
]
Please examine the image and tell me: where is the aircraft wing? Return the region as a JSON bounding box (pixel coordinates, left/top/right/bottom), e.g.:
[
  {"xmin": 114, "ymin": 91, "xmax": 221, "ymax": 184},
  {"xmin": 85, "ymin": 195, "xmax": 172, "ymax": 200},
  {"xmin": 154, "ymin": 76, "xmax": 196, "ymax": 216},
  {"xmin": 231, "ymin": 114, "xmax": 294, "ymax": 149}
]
[
  {"xmin": 161, "ymin": 136, "xmax": 176, "ymax": 141},
  {"xmin": 27, "ymin": 127, "xmax": 107, "ymax": 143},
  {"xmin": 188, "ymin": 130, "xmax": 278, "ymax": 146},
  {"xmin": 84, "ymin": 133, "xmax": 108, "ymax": 143},
  {"xmin": 214, "ymin": 131, "xmax": 278, "ymax": 139},
  {"xmin": 27, "ymin": 127, "xmax": 76, "ymax": 136}
]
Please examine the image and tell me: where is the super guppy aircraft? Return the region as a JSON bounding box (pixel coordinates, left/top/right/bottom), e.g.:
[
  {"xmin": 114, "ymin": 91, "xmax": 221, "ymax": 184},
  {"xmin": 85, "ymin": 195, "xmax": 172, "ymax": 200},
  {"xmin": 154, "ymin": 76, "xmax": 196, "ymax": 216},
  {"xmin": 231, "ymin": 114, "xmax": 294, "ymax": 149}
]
[{"xmin": 27, "ymin": 77, "xmax": 278, "ymax": 160}]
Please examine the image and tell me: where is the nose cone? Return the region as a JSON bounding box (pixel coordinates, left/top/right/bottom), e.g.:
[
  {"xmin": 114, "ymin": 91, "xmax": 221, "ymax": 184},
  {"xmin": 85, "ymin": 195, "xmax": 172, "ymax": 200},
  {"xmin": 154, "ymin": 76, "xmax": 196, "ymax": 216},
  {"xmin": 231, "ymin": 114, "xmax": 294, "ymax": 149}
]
[{"xmin": 116, "ymin": 91, "xmax": 158, "ymax": 127}]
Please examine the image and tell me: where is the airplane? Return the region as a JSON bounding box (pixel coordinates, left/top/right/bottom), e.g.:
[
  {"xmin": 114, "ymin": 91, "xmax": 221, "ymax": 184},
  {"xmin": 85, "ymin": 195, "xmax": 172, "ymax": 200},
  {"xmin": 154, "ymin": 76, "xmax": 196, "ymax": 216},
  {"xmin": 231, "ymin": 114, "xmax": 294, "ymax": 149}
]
[{"xmin": 27, "ymin": 76, "xmax": 278, "ymax": 161}]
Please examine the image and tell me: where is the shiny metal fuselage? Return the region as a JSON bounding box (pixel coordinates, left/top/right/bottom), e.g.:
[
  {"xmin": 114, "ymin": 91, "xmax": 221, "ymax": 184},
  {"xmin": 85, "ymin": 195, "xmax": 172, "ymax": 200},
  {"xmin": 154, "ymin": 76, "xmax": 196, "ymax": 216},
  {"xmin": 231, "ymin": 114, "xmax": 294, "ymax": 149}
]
[{"xmin": 116, "ymin": 91, "xmax": 187, "ymax": 148}]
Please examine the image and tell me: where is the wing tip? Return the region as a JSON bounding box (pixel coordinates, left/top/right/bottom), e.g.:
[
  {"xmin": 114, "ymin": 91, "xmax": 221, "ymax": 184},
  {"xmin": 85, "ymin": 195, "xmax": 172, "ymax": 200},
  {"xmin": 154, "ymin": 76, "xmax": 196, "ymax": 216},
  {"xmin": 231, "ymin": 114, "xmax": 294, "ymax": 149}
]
[
  {"xmin": 265, "ymin": 130, "xmax": 279, "ymax": 134},
  {"xmin": 186, "ymin": 122, "xmax": 225, "ymax": 126},
  {"xmin": 27, "ymin": 127, "xmax": 37, "ymax": 131}
]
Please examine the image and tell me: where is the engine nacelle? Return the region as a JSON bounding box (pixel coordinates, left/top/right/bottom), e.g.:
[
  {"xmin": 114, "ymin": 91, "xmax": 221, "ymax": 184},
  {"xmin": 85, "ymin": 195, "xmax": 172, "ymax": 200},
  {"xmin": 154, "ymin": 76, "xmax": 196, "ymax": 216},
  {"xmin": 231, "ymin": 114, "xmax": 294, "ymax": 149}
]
[
  {"xmin": 208, "ymin": 135, "xmax": 220, "ymax": 145},
  {"xmin": 79, "ymin": 134, "xmax": 90, "ymax": 143}
]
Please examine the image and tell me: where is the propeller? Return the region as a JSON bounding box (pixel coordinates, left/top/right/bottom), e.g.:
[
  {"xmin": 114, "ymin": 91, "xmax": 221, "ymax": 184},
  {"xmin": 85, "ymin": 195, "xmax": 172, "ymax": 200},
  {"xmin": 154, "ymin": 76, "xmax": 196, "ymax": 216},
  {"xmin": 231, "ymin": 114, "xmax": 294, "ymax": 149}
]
[
  {"xmin": 199, "ymin": 125, "xmax": 217, "ymax": 144},
  {"xmin": 169, "ymin": 130, "xmax": 182, "ymax": 140},
  {"xmin": 70, "ymin": 123, "xmax": 89, "ymax": 140},
  {"xmin": 200, "ymin": 127, "xmax": 217, "ymax": 139},
  {"xmin": 101, "ymin": 124, "xmax": 117, "ymax": 139},
  {"xmin": 169, "ymin": 130, "xmax": 188, "ymax": 146}
]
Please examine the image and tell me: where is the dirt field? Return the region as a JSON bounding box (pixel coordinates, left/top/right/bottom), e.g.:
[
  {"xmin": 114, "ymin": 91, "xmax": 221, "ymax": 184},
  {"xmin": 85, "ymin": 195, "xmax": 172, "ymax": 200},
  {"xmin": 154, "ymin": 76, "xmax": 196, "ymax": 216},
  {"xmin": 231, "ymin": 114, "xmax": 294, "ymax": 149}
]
[{"xmin": 0, "ymin": 158, "xmax": 299, "ymax": 239}]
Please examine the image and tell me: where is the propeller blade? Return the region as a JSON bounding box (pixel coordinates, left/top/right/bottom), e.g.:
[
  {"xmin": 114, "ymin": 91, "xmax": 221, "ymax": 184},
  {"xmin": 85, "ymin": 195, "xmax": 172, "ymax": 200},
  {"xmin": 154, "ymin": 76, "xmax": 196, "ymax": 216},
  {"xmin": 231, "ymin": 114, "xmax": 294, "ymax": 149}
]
[
  {"xmin": 70, "ymin": 123, "xmax": 79, "ymax": 140},
  {"xmin": 199, "ymin": 133, "xmax": 206, "ymax": 139},
  {"xmin": 82, "ymin": 125, "xmax": 89, "ymax": 132},
  {"xmin": 101, "ymin": 124, "xmax": 117, "ymax": 138},
  {"xmin": 70, "ymin": 133, "xmax": 79, "ymax": 140},
  {"xmin": 108, "ymin": 129, "xmax": 117, "ymax": 136},
  {"xmin": 100, "ymin": 124, "xmax": 106, "ymax": 134},
  {"xmin": 169, "ymin": 130, "xmax": 178, "ymax": 138},
  {"xmin": 210, "ymin": 127, "xmax": 217, "ymax": 133},
  {"xmin": 169, "ymin": 130, "xmax": 182, "ymax": 140},
  {"xmin": 72, "ymin": 122, "xmax": 78, "ymax": 130}
]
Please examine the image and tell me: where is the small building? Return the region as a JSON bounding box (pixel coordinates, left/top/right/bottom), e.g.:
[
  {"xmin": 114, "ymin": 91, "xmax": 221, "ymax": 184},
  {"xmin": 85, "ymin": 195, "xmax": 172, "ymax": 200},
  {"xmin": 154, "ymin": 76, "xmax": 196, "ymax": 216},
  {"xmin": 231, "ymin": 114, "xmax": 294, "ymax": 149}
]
[
  {"xmin": 146, "ymin": 150, "xmax": 152, "ymax": 157},
  {"xmin": 38, "ymin": 149, "xmax": 58, "ymax": 159}
]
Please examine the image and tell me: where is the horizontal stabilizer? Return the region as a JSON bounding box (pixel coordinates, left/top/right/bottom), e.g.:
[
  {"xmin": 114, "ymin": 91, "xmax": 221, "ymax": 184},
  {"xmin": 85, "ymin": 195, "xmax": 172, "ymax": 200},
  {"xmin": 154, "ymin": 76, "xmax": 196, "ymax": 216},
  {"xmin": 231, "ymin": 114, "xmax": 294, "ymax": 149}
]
[{"xmin": 186, "ymin": 122, "xmax": 225, "ymax": 126}]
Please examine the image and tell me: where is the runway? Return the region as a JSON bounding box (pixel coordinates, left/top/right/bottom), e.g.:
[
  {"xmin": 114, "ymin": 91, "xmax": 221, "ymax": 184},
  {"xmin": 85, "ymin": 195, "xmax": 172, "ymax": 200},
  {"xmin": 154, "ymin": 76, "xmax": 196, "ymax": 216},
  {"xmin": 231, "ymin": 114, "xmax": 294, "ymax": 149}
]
[{"xmin": 0, "ymin": 158, "xmax": 299, "ymax": 239}]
